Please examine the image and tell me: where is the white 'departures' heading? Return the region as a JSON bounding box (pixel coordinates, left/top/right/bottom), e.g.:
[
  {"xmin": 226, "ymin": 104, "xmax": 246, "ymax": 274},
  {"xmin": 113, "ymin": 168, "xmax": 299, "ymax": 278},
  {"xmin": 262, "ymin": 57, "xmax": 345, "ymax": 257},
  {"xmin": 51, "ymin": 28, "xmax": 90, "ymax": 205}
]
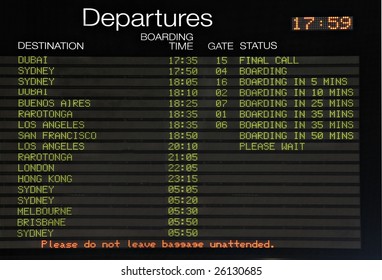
[{"xmin": 83, "ymin": 8, "xmax": 213, "ymax": 31}]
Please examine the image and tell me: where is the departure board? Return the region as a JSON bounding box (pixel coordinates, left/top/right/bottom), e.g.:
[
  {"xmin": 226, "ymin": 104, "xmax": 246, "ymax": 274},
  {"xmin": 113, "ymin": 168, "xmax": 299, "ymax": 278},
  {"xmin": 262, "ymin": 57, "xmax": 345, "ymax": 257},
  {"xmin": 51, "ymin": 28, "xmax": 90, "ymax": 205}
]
[{"xmin": 0, "ymin": 0, "xmax": 380, "ymax": 260}]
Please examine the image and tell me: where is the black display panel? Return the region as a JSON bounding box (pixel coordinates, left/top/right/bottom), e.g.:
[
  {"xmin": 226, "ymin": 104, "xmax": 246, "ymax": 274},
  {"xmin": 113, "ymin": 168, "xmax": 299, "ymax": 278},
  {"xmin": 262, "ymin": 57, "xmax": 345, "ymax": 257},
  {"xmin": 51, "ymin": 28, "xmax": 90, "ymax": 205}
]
[{"xmin": 0, "ymin": 0, "xmax": 380, "ymax": 259}]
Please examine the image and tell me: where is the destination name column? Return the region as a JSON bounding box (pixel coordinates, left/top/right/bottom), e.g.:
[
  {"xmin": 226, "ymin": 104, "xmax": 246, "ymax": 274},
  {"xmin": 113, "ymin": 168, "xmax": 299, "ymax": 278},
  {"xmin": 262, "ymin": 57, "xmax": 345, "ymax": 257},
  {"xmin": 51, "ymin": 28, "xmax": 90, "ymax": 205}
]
[{"xmin": 16, "ymin": 56, "xmax": 94, "ymax": 242}]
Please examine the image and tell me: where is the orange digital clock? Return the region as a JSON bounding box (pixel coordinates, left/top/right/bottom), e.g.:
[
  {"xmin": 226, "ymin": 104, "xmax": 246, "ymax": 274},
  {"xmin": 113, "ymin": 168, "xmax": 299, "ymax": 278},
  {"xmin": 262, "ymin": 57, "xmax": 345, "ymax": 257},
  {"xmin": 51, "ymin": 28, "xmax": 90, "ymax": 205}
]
[{"xmin": 292, "ymin": 16, "xmax": 353, "ymax": 31}]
